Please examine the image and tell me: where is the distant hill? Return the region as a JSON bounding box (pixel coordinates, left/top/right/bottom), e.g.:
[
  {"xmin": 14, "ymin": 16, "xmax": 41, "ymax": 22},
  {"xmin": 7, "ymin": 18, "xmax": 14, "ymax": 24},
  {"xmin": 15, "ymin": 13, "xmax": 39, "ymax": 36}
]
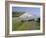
[{"xmin": 12, "ymin": 11, "xmax": 25, "ymax": 17}]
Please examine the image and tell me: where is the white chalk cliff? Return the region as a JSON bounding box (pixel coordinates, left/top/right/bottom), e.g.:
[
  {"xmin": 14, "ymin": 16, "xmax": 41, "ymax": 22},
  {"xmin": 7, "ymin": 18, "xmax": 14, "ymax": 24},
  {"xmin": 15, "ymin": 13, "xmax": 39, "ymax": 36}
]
[{"xmin": 19, "ymin": 12, "xmax": 35, "ymax": 20}]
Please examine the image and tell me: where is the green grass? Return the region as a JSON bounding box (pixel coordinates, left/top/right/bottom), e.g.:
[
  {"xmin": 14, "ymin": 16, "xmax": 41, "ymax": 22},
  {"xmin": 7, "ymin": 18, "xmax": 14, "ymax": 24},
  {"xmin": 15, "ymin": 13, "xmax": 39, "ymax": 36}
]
[{"xmin": 12, "ymin": 17, "xmax": 40, "ymax": 31}]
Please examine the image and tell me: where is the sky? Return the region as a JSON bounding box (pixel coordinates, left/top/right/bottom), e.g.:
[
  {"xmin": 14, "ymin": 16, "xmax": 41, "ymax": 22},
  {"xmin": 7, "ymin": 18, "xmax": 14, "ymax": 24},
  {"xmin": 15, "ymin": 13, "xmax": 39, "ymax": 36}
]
[{"xmin": 12, "ymin": 7, "xmax": 40, "ymax": 17}]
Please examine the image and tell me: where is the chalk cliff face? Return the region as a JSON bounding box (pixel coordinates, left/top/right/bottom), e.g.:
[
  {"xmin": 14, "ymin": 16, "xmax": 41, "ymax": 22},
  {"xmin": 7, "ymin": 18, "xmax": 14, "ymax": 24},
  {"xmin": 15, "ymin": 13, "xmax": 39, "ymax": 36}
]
[
  {"xmin": 19, "ymin": 12, "xmax": 36, "ymax": 20},
  {"xmin": 19, "ymin": 12, "xmax": 32, "ymax": 17}
]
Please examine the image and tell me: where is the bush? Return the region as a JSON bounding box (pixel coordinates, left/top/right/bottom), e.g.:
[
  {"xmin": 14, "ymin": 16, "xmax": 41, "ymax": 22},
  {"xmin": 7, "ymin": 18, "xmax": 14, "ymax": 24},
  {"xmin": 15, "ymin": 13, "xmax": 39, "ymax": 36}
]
[{"xmin": 36, "ymin": 18, "xmax": 40, "ymax": 23}]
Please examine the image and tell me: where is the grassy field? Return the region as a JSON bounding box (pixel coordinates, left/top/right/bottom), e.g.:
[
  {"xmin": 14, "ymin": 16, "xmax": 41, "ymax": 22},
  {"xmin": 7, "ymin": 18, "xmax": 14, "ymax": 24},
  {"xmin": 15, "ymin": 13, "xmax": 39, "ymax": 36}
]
[{"xmin": 12, "ymin": 17, "xmax": 40, "ymax": 31}]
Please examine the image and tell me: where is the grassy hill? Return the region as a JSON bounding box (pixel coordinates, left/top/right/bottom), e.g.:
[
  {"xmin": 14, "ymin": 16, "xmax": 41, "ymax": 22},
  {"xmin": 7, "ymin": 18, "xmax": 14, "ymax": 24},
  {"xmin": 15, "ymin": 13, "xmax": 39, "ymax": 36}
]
[
  {"xmin": 12, "ymin": 17, "xmax": 40, "ymax": 31},
  {"xmin": 12, "ymin": 11, "xmax": 25, "ymax": 17}
]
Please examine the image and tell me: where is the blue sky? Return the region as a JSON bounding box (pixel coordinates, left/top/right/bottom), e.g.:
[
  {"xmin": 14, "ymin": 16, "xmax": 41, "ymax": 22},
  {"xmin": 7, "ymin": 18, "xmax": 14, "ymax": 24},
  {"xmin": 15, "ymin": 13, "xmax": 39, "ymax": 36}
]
[{"xmin": 12, "ymin": 7, "xmax": 40, "ymax": 17}]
